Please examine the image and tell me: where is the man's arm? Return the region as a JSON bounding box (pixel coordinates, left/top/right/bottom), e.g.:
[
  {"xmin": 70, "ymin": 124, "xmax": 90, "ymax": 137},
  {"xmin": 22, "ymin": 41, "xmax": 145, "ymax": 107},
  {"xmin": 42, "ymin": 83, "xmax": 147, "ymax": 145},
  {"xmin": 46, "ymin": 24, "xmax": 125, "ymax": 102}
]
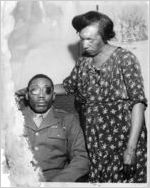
[
  {"xmin": 15, "ymin": 87, "xmax": 27, "ymax": 110},
  {"xmin": 51, "ymin": 114, "xmax": 89, "ymax": 182},
  {"xmin": 15, "ymin": 87, "xmax": 27, "ymax": 96}
]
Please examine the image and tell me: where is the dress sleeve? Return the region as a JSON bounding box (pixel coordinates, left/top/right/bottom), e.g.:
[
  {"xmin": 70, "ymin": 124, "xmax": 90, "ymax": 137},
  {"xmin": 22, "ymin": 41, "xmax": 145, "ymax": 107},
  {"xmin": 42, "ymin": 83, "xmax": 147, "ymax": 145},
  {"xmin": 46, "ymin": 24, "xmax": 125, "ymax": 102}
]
[
  {"xmin": 121, "ymin": 51, "xmax": 147, "ymax": 110},
  {"xmin": 63, "ymin": 60, "xmax": 80, "ymax": 95}
]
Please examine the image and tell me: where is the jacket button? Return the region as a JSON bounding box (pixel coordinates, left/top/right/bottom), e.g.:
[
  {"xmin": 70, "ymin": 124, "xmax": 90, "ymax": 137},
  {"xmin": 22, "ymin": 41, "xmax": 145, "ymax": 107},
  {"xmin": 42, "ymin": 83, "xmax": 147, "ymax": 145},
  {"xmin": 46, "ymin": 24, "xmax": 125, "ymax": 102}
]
[
  {"xmin": 34, "ymin": 147, "xmax": 39, "ymax": 151},
  {"xmin": 35, "ymin": 132, "xmax": 39, "ymax": 136}
]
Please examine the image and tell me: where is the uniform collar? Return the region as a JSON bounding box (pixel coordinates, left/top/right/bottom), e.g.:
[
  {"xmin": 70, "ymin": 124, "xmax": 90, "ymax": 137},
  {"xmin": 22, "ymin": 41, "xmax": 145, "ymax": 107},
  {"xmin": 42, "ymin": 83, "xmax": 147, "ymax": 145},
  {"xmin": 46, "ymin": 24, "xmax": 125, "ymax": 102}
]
[
  {"xmin": 32, "ymin": 107, "xmax": 51, "ymax": 119},
  {"xmin": 23, "ymin": 106, "xmax": 60, "ymax": 131}
]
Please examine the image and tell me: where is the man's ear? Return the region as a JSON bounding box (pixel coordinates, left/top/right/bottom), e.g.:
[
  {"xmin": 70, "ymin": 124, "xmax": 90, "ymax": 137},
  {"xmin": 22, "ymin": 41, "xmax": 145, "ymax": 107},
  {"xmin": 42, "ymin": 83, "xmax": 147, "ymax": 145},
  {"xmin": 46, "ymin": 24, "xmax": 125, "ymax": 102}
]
[
  {"xmin": 52, "ymin": 92, "xmax": 56, "ymax": 102},
  {"xmin": 25, "ymin": 92, "xmax": 29, "ymax": 100}
]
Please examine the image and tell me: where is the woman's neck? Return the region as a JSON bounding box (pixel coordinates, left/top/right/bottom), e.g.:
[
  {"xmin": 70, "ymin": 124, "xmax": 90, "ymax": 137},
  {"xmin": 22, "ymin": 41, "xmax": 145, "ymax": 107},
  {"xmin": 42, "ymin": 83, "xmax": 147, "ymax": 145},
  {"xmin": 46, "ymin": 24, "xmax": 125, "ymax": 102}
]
[{"xmin": 93, "ymin": 44, "xmax": 117, "ymax": 67}]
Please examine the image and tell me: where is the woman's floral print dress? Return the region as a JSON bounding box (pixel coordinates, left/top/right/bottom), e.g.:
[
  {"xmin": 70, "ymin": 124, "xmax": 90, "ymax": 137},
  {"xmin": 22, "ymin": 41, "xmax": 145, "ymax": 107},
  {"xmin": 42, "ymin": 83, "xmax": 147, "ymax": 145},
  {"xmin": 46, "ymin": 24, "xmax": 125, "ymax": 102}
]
[{"xmin": 63, "ymin": 47, "xmax": 147, "ymax": 183}]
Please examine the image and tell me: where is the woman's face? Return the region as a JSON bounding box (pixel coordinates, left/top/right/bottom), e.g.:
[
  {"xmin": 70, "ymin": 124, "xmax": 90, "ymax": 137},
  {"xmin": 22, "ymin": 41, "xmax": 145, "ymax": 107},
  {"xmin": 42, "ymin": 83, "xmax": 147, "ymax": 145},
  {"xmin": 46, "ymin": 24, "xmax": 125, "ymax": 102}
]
[{"xmin": 79, "ymin": 24, "xmax": 105, "ymax": 57}]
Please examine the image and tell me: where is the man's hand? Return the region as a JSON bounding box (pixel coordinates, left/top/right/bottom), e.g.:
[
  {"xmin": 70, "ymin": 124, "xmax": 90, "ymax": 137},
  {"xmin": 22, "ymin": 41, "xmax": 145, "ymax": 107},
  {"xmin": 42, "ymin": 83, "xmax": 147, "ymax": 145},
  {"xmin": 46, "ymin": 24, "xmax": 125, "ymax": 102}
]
[
  {"xmin": 15, "ymin": 88, "xmax": 27, "ymax": 109},
  {"xmin": 15, "ymin": 87, "xmax": 27, "ymax": 97},
  {"xmin": 15, "ymin": 87, "xmax": 27, "ymax": 101}
]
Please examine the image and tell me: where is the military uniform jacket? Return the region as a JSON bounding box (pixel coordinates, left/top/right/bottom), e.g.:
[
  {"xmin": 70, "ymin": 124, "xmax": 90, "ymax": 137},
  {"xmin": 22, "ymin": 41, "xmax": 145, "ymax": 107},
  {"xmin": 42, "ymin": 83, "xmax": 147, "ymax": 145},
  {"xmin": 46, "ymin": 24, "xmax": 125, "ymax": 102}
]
[{"xmin": 22, "ymin": 107, "xmax": 89, "ymax": 182}]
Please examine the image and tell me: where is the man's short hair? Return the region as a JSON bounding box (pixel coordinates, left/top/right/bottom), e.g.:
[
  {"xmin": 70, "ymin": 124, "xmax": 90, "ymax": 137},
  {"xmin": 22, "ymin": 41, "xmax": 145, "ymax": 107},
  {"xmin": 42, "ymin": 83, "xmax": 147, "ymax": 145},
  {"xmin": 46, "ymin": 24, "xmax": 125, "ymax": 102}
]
[{"xmin": 27, "ymin": 74, "xmax": 54, "ymax": 91}]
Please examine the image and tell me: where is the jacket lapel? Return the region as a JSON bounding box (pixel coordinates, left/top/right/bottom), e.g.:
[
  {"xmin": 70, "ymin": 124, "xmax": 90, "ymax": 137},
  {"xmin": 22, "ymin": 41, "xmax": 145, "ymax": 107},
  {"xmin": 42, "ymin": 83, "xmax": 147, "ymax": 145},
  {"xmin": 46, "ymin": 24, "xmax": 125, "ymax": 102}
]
[
  {"xmin": 38, "ymin": 107, "xmax": 60, "ymax": 130},
  {"xmin": 22, "ymin": 107, "xmax": 37, "ymax": 131}
]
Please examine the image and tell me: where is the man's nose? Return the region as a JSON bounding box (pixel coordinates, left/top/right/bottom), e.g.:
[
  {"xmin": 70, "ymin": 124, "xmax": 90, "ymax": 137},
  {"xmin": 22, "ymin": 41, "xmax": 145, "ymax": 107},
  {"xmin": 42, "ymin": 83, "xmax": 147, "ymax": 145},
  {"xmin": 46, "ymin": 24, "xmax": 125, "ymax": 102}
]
[{"xmin": 39, "ymin": 90, "xmax": 45, "ymax": 98}]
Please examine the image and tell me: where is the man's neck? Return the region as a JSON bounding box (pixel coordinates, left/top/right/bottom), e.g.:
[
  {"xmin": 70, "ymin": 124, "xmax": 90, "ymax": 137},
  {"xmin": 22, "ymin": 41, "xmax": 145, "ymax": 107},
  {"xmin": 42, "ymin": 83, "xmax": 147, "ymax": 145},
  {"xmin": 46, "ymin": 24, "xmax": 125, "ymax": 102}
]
[{"xmin": 30, "ymin": 106, "xmax": 53, "ymax": 118}]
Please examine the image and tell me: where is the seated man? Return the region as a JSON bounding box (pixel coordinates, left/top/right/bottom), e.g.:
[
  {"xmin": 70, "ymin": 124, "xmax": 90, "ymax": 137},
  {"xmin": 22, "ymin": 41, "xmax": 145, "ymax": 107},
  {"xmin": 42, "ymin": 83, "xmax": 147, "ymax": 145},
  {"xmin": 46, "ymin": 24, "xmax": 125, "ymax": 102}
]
[{"xmin": 19, "ymin": 74, "xmax": 89, "ymax": 182}]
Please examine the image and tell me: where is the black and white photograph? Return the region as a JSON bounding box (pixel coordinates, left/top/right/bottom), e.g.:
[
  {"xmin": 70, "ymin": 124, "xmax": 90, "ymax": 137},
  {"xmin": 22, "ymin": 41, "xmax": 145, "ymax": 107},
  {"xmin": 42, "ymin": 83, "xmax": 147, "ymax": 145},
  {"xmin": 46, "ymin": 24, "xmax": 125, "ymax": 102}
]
[{"xmin": 0, "ymin": 0, "xmax": 149, "ymax": 187}]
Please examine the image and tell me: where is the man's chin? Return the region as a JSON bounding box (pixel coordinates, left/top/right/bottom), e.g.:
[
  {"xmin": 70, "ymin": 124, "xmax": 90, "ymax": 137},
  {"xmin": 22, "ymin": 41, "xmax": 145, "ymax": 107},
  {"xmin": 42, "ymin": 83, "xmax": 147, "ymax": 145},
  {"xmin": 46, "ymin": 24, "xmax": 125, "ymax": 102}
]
[{"xmin": 31, "ymin": 106, "xmax": 49, "ymax": 114}]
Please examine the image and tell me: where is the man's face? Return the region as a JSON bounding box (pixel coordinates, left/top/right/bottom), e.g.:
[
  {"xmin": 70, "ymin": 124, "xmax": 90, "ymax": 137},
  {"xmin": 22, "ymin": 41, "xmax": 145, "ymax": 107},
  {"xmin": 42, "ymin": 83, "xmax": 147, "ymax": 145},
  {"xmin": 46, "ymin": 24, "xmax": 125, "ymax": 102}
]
[
  {"xmin": 79, "ymin": 24, "xmax": 104, "ymax": 57},
  {"xmin": 27, "ymin": 78, "xmax": 54, "ymax": 114}
]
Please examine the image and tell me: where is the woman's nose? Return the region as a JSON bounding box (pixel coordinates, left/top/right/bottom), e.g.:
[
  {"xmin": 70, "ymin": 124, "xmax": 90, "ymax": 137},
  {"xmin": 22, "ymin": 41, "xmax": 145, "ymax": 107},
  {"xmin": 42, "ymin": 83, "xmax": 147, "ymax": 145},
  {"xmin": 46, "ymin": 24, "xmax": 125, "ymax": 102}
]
[{"xmin": 82, "ymin": 40, "xmax": 88, "ymax": 48}]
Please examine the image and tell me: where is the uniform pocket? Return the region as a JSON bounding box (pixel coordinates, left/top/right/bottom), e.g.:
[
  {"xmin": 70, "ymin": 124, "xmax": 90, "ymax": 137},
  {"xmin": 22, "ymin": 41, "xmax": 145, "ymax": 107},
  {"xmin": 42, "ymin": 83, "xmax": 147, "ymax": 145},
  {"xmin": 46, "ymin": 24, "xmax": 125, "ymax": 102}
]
[
  {"xmin": 47, "ymin": 126, "xmax": 66, "ymax": 153},
  {"xmin": 48, "ymin": 126, "xmax": 66, "ymax": 139}
]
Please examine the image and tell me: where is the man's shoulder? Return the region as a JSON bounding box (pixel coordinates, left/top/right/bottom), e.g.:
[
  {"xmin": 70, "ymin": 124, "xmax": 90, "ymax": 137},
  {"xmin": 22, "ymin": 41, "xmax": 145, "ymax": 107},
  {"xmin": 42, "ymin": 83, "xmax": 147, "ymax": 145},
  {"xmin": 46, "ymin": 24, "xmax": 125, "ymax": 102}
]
[
  {"xmin": 21, "ymin": 106, "xmax": 29, "ymax": 115},
  {"xmin": 54, "ymin": 108, "xmax": 79, "ymax": 122},
  {"xmin": 54, "ymin": 108, "xmax": 80, "ymax": 133},
  {"xmin": 54, "ymin": 108, "xmax": 77, "ymax": 117},
  {"xmin": 54, "ymin": 108, "xmax": 68, "ymax": 116}
]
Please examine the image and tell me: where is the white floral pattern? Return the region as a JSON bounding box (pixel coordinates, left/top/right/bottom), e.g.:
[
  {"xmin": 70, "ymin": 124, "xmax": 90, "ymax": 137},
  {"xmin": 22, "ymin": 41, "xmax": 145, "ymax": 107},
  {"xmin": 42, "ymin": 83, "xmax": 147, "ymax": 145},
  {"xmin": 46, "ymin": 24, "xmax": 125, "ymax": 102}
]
[{"xmin": 63, "ymin": 47, "xmax": 147, "ymax": 183}]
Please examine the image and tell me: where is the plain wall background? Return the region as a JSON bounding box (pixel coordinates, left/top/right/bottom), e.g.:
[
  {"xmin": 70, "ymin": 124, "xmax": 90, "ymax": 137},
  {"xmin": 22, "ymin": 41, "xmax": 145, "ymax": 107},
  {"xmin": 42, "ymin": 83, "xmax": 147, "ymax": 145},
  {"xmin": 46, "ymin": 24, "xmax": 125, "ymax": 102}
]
[{"xmin": 2, "ymin": 1, "xmax": 148, "ymax": 94}]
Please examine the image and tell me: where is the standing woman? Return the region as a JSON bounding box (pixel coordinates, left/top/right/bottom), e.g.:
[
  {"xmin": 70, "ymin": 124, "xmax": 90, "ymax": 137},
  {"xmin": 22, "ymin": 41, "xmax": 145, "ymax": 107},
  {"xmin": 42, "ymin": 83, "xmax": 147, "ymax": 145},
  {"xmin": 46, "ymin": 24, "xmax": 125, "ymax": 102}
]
[{"xmin": 56, "ymin": 11, "xmax": 147, "ymax": 183}]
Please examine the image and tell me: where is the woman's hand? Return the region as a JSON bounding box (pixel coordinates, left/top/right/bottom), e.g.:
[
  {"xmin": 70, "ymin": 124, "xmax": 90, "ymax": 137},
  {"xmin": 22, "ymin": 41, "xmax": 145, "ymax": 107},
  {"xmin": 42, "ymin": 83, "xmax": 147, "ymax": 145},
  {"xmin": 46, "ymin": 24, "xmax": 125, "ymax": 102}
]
[
  {"xmin": 122, "ymin": 148, "xmax": 136, "ymax": 180},
  {"xmin": 123, "ymin": 147, "xmax": 136, "ymax": 165}
]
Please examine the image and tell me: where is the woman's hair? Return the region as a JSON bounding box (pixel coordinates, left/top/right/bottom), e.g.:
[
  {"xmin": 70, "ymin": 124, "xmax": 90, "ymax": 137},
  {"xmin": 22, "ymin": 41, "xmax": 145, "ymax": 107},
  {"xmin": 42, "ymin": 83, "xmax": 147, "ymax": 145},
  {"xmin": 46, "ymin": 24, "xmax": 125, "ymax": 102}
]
[
  {"xmin": 72, "ymin": 11, "xmax": 115, "ymax": 42},
  {"xmin": 27, "ymin": 74, "xmax": 54, "ymax": 91}
]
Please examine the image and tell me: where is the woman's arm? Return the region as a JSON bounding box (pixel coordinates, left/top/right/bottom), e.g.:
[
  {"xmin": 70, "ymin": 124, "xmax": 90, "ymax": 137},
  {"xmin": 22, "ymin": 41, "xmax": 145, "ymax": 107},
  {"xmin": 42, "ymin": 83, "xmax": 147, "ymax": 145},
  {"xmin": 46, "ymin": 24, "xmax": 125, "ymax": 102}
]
[
  {"xmin": 124, "ymin": 103, "xmax": 145, "ymax": 164},
  {"xmin": 121, "ymin": 52, "xmax": 147, "ymax": 165},
  {"xmin": 54, "ymin": 84, "xmax": 67, "ymax": 95}
]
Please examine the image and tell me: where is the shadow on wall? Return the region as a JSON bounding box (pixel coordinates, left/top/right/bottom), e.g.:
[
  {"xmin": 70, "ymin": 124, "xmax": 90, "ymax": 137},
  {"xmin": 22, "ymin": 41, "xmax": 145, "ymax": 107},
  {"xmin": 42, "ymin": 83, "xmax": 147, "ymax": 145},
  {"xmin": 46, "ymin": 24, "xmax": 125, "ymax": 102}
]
[
  {"xmin": 68, "ymin": 41, "xmax": 81, "ymax": 62},
  {"xmin": 8, "ymin": 1, "xmax": 78, "ymax": 64},
  {"xmin": 7, "ymin": 0, "xmax": 81, "ymax": 89}
]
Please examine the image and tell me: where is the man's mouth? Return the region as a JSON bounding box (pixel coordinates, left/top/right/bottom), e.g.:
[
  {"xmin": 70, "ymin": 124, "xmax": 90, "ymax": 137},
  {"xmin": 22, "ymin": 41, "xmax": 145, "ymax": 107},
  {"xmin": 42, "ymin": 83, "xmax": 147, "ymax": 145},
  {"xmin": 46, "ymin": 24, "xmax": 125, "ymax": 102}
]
[{"xmin": 37, "ymin": 103, "xmax": 47, "ymax": 106}]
